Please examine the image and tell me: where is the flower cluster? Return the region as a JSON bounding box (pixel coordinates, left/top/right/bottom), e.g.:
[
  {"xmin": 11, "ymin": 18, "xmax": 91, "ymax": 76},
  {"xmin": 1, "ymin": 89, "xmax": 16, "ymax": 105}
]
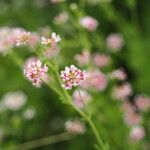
[
  {"xmin": 1, "ymin": 91, "xmax": 27, "ymax": 111},
  {"xmin": 41, "ymin": 32, "xmax": 61, "ymax": 58},
  {"xmin": 80, "ymin": 16, "xmax": 98, "ymax": 31},
  {"xmin": 0, "ymin": 27, "xmax": 40, "ymax": 55},
  {"xmin": 24, "ymin": 58, "xmax": 48, "ymax": 87},
  {"xmin": 129, "ymin": 126, "xmax": 145, "ymax": 142},
  {"xmin": 106, "ymin": 33, "xmax": 124, "ymax": 52},
  {"xmin": 60, "ymin": 65, "xmax": 86, "ymax": 90},
  {"xmin": 65, "ymin": 119, "xmax": 86, "ymax": 135},
  {"xmin": 112, "ymin": 82, "xmax": 132, "ymax": 100},
  {"xmin": 81, "ymin": 70, "xmax": 107, "ymax": 91},
  {"xmin": 72, "ymin": 89, "xmax": 91, "ymax": 108}
]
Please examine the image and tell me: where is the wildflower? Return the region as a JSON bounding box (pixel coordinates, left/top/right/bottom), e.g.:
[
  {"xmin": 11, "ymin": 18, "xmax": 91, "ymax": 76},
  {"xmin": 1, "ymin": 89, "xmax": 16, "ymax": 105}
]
[
  {"xmin": 41, "ymin": 32, "xmax": 61, "ymax": 45},
  {"xmin": 2, "ymin": 91, "xmax": 27, "ymax": 111},
  {"xmin": 81, "ymin": 70, "xmax": 107, "ymax": 91},
  {"xmin": 124, "ymin": 111, "xmax": 142, "ymax": 126},
  {"xmin": 65, "ymin": 120, "xmax": 86, "ymax": 134},
  {"xmin": 74, "ymin": 49, "xmax": 90, "ymax": 66},
  {"xmin": 92, "ymin": 53, "xmax": 110, "ymax": 68},
  {"xmin": 134, "ymin": 95, "xmax": 150, "ymax": 111},
  {"xmin": 23, "ymin": 107, "xmax": 36, "ymax": 120},
  {"xmin": 109, "ymin": 68, "xmax": 127, "ymax": 81},
  {"xmin": 24, "ymin": 58, "xmax": 48, "ymax": 87},
  {"xmin": 16, "ymin": 31, "xmax": 31, "ymax": 46},
  {"xmin": 106, "ymin": 33, "xmax": 124, "ymax": 51},
  {"xmin": 80, "ymin": 16, "xmax": 98, "ymax": 31},
  {"xmin": 60, "ymin": 65, "xmax": 86, "ymax": 90},
  {"xmin": 122, "ymin": 101, "xmax": 134, "ymax": 113},
  {"xmin": 112, "ymin": 83, "xmax": 132, "ymax": 100},
  {"xmin": 73, "ymin": 89, "xmax": 91, "ymax": 108},
  {"xmin": 129, "ymin": 126, "xmax": 145, "ymax": 142},
  {"xmin": 54, "ymin": 12, "xmax": 69, "ymax": 25}
]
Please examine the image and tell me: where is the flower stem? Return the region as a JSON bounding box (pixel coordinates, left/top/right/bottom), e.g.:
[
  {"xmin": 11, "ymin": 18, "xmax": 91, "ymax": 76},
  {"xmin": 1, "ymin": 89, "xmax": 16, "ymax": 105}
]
[
  {"xmin": 50, "ymin": 60, "xmax": 105, "ymax": 149},
  {"xmin": 10, "ymin": 132, "xmax": 71, "ymax": 150}
]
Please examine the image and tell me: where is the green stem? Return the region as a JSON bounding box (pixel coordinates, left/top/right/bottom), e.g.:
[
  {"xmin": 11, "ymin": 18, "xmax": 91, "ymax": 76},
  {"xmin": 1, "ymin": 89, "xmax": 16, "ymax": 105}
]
[
  {"xmin": 10, "ymin": 132, "xmax": 71, "ymax": 150},
  {"xmin": 50, "ymin": 59, "xmax": 105, "ymax": 149}
]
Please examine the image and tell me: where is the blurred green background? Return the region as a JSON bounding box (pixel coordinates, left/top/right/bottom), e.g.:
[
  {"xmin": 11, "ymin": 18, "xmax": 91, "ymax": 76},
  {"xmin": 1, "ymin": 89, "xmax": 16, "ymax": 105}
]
[{"xmin": 0, "ymin": 0, "xmax": 150, "ymax": 149}]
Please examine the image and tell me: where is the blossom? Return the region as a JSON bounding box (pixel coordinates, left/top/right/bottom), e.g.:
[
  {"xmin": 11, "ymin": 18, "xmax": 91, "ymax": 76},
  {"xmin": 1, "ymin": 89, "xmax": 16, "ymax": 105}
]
[
  {"xmin": 106, "ymin": 33, "xmax": 124, "ymax": 51},
  {"xmin": 16, "ymin": 31, "xmax": 31, "ymax": 46},
  {"xmin": 24, "ymin": 58, "xmax": 48, "ymax": 87},
  {"xmin": 65, "ymin": 120, "xmax": 86, "ymax": 134},
  {"xmin": 73, "ymin": 89, "xmax": 91, "ymax": 108},
  {"xmin": 124, "ymin": 111, "xmax": 142, "ymax": 126},
  {"xmin": 81, "ymin": 70, "xmax": 107, "ymax": 91},
  {"xmin": 60, "ymin": 65, "xmax": 86, "ymax": 90},
  {"xmin": 134, "ymin": 95, "xmax": 150, "ymax": 111},
  {"xmin": 80, "ymin": 16, "xmax": 98, "ymax": 31},
  {"xmin": 0, "ymin": 27, "xmax": 22, "ymax": 54},
  {"xmin": 1, "ymin": 91, "xmax": 27, "ymax": 111},
  {"xmin": 23, "ymin": 107, "xmax": 36, "ymax": 120},
  {"xmin": 74, "ymin": 49, "xmax": 90, "ymax": 66},
  {"xmin": 129, "ymin": 126, "xmax": 145, "ymax": 142},
  {"xmin": 109, "ymin": 68, "xmax": 127, "ymax": 81},
  {"xmin": 92, "ymin": 53, "xmax": 110, "ymax": 68},
  {"xmin": 54, "ymin": 12, "xmax": 69, "ymax": 25},
  {"xmin": 41, "ymin": 32, "xmax": 61, "ymax": 45},
  {"xmin": 112, "ymin": 83, "xmax": 132, "ymax": 100}
]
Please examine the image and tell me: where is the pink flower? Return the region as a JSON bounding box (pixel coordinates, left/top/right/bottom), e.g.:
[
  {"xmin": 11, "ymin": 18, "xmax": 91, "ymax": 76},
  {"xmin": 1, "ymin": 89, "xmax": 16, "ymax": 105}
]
[
  {"xmin": 54, "ymin": 12, "xmax": 69, "ymax": 25},
  {"xmin": 129, "ymin": 126, "xmax": 145, "ymax": 142},
  {"xmin": 110, "ymin": 68, "xmax": 127, "ymax": 81},
  {"xmin": 122, "ymin": 101, "xmax": 134, "ymax": 114},
  {"xmin": 41, "ymin": 32, "xmax": 61, "ymax": 45},
  {"xmin": 81, "ymin": 70, "xmax": 107, "ymax": 91},
  {"xmin": 80, "ymin": 16, "xmax": 98, "ymax": 31},
  {"xmin": 135, "ymin": 95, "xmax": 150, "ymax": 111},
  {"xmin": 74, "ymin": 49, "xmax": 90, "ymax": 66},
  {"xmin": 16, "ymin": 31, "xmax": 31, "ymax": 46},
  {"xmin": 112, "ymin": 83, "xmax": 132, "ymax": 100},
  {"xmin": 65, "ymin": 120, "xmax": 86, "ymax": 134},
  {"xmin": 92, "ymin": 53, "xmax": 110, "ymax": 68},
  {"xmin": 106, "ymin": 33, "xmax": 124, "ymax": 51},
  {"xmin": 124, "ymin": 111, "xmax": 142, "ymax": 126},
  {"xmin": 73, "ymin": 89, "xmax": 91, "ymax": 108},
  {"xmin": 44, "ymin": 45, "xmax": 60, "ymax": 58},
  {"xmin": 24, "ymin": 58, "xmax": 48, "ymax": 87},
  {"xmin": 60, "ymin": 65, "xmax": 86, "ymax": 90}
]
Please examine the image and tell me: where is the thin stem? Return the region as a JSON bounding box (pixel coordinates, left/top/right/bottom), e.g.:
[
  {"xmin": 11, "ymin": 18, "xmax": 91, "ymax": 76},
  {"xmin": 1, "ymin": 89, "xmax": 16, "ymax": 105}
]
[
  {"xmin": 10, "ymin": 132, "xmax": 71, "ymax": 150},
  {"xmin": 48, "ymin": 58, "xmax": 105, "ymax": 149}
]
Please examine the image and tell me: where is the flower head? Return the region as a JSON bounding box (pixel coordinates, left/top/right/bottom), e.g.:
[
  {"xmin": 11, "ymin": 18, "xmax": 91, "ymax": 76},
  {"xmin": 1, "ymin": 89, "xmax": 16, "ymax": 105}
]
[
  {"xmin": 65, "ymin": 120, "xmax": 86, "ymax": 135},
  {"xmin": 41, "ymin": 32, "xmax": 61, "ymax": 45},
  {"xmin": 129, "ymin": 126, "xmax": 145, "ymax": 142},
  {"xmin": 124, "ymin": 111, "xmax": 142, "ymax": 126},
  {"xmin": 23, "ymin": 107, "xmax": 36, "ymax": 120},
  {"xmin": 73, "ymin": 89, "xmax": 91, "ymax": 108},
  {"xmin": 2, "ymin": 91, "xmax": 27, "ymax": 111},
  {"xmin": 80, "ymin": 16, "xmax": 98, "ymax": 31},
  {"xmin": 16, "ymin": 31, "xmax": 31, "ymax": 46},
  {"xmin": 60, "ymin": 65, "xmax": 86, "ymax": 90},
  {"xmin": 109, "ymin": 68, "xmax": 127, "ymax": 81},
  {"xmin": 135, "ymin": 95, "xmax": 150, "ymax": 111},
  {"xmin": 74, "ymin": 49, "xmax": 90, "ymax": 66},
  {"xmin": 24, "ymin": 58, "xmax": 48, "ymax": 87},
  {"xmin": 106, "ymin": 33, "xmax": 124, "ymax": 51},
  {"xmin": 92, "ymin": 53, "xmax": 110, "ymax": 68},
  {"xmin": 81, "ymin": 70, "xmax": 107, "ymax": 91},
  {"xmin": 112, "ymin": 83, "xmax": 132, "ymax": 100}
]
